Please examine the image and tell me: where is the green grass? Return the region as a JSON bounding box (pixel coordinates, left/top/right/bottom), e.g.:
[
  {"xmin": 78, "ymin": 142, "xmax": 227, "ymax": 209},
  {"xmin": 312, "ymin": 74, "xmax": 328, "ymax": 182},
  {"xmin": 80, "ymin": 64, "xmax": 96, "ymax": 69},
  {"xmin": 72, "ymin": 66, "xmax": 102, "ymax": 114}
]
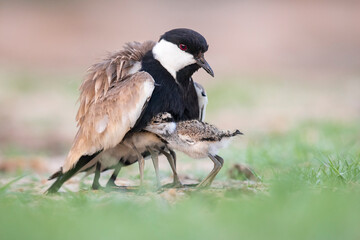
[{"xmin": 1, "ymin": 120, "xmax": 360, "ymax": 240}]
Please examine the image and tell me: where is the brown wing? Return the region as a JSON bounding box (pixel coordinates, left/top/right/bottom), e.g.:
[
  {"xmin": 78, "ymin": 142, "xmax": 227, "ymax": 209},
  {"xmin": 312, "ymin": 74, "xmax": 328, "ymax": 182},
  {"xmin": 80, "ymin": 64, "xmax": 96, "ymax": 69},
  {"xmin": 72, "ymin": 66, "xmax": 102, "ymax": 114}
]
[
  {"xmin": 76, "ymin": 41, "xmax": 156, "ymax": 127},
  {"xmin": 63, "ymin": 71, "xmax": 155, "ymax": 172}
]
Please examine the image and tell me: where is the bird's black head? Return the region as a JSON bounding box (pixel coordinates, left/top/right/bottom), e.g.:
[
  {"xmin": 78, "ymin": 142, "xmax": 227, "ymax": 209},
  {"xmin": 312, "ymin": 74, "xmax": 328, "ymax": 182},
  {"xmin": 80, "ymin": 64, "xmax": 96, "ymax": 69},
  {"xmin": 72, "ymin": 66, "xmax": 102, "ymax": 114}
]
[
  {"xmin": 152, "ymin": 28, "xmax": 214, "ymax": 78},
  {"xmin": 160, "ymin": 28, "xmax": 209, "ymax": 56}
]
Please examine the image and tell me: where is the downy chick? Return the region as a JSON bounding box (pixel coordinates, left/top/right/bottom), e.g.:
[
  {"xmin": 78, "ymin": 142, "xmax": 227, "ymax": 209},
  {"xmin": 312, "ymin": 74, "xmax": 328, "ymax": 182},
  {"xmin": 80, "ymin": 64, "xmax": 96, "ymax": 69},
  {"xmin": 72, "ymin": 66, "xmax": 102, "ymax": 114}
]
[{"xmin": 145, "ymin": 113, "xmax": 242, "ymax": 187}]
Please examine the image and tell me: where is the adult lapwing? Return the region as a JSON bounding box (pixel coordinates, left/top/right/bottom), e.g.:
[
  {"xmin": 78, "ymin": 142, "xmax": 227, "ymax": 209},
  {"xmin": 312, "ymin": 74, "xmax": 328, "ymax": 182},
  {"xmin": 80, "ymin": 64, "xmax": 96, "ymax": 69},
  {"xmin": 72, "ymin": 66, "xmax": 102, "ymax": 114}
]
[{"xmin": 46, "ymin": 28, "xmax": 213, "ymax": 193}]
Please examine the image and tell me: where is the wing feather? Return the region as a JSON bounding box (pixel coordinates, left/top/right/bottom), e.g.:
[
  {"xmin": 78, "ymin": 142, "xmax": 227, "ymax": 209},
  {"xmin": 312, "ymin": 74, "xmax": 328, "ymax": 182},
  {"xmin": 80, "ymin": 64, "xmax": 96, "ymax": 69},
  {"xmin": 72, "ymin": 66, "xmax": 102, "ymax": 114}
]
[
  {"xmin": 76, "ymin": 41, "xmax": 156, "ymax": 126},
  {"xmin": 63, "ymin": 71, "xmax": 155, "ymax": 172}
]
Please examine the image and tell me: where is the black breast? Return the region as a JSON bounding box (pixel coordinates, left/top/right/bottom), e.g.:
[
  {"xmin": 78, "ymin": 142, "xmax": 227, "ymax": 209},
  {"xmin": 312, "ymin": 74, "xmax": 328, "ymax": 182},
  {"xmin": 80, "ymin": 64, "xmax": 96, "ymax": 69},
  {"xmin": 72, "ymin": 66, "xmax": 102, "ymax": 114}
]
[
  {"xmin": 132, "ymin": 51, "xmax": 200, "ymax": 131},
  {"xmin": 177, "ymin": 64, "xmax": 201, "ymax": 120}
]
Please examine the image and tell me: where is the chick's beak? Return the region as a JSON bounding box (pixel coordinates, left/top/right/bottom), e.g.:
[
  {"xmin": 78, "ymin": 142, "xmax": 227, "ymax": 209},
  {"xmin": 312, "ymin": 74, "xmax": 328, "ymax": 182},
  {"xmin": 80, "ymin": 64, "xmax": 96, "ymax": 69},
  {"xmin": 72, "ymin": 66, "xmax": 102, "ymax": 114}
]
[{"xmin": 196, "ymin": 53, "xmax": 214, "ymax": 77}]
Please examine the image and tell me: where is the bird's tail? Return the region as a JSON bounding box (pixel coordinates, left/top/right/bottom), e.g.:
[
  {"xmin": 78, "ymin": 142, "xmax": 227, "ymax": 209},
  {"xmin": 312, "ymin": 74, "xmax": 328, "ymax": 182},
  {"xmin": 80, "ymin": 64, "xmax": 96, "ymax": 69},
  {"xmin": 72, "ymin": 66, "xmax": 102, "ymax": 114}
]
[
  {"xmin": 48, "ymin": 168, "xmax": 63, "ymax": 180},
  {"xmin": 231, "ymin": 129, "xmax": 243, "ymax": 136},
  {"xmin": 45, "ymin": 151, "xmax": 102, "ymax": 194}
]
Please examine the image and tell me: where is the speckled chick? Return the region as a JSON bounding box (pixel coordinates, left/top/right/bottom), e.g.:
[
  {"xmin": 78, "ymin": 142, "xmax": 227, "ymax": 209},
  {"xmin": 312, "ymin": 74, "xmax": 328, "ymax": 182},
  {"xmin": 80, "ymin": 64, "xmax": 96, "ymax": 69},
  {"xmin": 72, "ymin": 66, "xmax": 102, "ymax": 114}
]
[{"xmin": 145, "ymin": 112, "xmax": 243, "ymax": 187}]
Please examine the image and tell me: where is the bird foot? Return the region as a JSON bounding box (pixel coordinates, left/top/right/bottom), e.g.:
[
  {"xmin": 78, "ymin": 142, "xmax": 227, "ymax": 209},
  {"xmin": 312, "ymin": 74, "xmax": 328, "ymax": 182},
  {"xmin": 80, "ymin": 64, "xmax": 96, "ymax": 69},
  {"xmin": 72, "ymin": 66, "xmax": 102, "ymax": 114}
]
[
  {"xmin": 106, "ymin": 180, "xmax": 119, "ymax": 189},
  {"xmin": 160, "ymin": 181, "xmax": 183, "ymax": 189},
  {"xmin": 196, "ymin": 181, "xmax": 212, "ymax": 189},
  {"xmin": 182, "ymin": 183, "xmax": 200, "ymax": 188},
  {"xmin": 91, "ymin": 183, "xmax": 105, "ymax": 190}
]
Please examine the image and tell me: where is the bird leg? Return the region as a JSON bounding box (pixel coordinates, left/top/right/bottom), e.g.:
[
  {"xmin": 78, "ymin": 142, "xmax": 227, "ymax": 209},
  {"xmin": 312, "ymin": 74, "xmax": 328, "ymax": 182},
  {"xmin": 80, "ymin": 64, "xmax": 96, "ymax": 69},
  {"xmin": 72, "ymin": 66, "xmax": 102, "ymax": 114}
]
[
  {"xmin": 169, "ymin": 148, "xmax": 177, "ymax": 170},
  {"xmin": 147, "ymin": 147, "xmax": 161, "ymax": 187},
  {"xmin": 92, "ymin": 162, "xmax": 103, "ymax": 190},
  {"xmin": 131, "ymin": 143, "xmax": 145, "ymax": 186},
  {"xmin": 106, "ymin": 163, "xmax": 122, "ymax": 188},
  {"xmin": 156, "ymin": 146, "xmax": 182, "ymax": 188},
  {"xmin": 168, "ymin": 148, "xmax": 182, "ymax": 186},
  {"xmin": 206, "ymin": 155, "xmax": 224, "ymax": 185},
  {"xmin": 197, "ymin": 154, "xmax": 223, "ymax": 188}
]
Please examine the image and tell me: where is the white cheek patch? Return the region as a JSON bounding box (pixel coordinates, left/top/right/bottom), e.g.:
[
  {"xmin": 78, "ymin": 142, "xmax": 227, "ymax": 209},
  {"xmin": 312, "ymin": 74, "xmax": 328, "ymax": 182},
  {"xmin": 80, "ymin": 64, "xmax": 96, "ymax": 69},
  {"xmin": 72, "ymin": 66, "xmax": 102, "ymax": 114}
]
[
  {"xmin": 164, "ymin": 122, "xmax": 176, "ymax": 134},
  {"xmin": 152, "ymin": 39, "xmax": 196, "ymax": 79},
  {"xmin": 145, "ymin": 122, "xmax": 176, "ymax": 136},
  {"xmin": 96, "ymin": 114, "xmax": 109, "ymax": 134}
]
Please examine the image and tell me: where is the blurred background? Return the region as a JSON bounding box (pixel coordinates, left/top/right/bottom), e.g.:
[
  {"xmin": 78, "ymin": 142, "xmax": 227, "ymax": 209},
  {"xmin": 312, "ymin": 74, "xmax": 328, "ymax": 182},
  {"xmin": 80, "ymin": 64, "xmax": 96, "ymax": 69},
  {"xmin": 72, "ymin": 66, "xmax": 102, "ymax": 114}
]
[
  {"xmin": 1, "ymin": 2, "xmax": 360, "ymax": 239},
  {"xmin": 0, "ymin": 0, "xmax": 359, "ymax": 173}
]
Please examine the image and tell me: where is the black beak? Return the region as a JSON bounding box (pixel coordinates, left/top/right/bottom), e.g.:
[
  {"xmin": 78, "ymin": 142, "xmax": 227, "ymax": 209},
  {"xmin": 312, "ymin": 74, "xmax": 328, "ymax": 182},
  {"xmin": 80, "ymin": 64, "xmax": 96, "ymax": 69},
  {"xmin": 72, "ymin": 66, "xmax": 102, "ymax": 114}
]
[{"xmin": 196, "ymin": 54, "xmax": 214, "ymax": 77}]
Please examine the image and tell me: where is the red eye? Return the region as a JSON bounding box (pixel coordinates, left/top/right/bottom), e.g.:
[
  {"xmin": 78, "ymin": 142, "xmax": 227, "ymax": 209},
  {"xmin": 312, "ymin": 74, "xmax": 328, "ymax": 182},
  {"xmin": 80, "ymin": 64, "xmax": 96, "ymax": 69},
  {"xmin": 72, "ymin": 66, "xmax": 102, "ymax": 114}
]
[{"xmin": 179, "ymin": 44, "xmax": 187, "ymax": 51}]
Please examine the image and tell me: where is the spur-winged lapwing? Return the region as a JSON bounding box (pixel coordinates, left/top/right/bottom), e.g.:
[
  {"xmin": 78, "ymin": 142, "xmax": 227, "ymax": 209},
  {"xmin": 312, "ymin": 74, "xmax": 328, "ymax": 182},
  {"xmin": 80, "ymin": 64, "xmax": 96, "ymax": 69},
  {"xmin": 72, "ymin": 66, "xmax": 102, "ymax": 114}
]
[{"xmin": 46, "ymin": 28, "xmax": 213, "ymax": 193}]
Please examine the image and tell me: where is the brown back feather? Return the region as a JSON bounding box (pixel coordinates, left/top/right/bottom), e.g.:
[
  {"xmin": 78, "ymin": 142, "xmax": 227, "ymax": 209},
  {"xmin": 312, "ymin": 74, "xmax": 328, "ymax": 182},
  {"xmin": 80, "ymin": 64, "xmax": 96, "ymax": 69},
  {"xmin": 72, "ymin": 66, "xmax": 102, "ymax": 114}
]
[{"xmin": 76, "ymin": 41, "xmax": 156, "ymax": 126}]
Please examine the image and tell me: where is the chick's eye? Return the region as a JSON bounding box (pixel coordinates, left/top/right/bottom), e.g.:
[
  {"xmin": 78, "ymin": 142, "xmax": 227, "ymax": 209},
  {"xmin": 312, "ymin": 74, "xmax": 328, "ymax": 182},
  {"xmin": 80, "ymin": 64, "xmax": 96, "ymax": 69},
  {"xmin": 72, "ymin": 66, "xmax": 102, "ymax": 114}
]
[{"xmin": 179, "ymin": 44, "xmax": 187, "ymax": 51}]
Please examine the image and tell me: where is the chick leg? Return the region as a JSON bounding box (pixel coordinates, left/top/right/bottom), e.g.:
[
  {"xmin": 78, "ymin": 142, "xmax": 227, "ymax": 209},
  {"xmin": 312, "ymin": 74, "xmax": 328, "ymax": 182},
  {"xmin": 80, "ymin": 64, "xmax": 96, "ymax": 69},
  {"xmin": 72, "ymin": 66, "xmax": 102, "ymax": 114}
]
[
  {"xmin": 167, "ymin": 148, "xmax": 182, "ymax": 186},
  {"xmin": 206, "ymin": 155, "xmax": 224, "ymax": 185},
  {"xmin": 169, "ymin": 148, "xmax": 177, "ymax": 170},
  {"xmin": 131, "ymin": 143, "xmax": 145, "ymax": 186},
  {"xmin": 106, "ymin": 163, "xmax": 122, "ymax": 188},
  {"xmin": 156, "ymin": 147, "xmax": 182, "ymax": 187},
  {"xmin": 197, "ymin": 154, "xmax": 222, "ymax": 188},
  {"xmin": 92, "ymin": 162, "xmax": 103, "ymax": 190},
  {"xmin": 147, "ymin": 147, "xmax": 161, "ymax": 187}
]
